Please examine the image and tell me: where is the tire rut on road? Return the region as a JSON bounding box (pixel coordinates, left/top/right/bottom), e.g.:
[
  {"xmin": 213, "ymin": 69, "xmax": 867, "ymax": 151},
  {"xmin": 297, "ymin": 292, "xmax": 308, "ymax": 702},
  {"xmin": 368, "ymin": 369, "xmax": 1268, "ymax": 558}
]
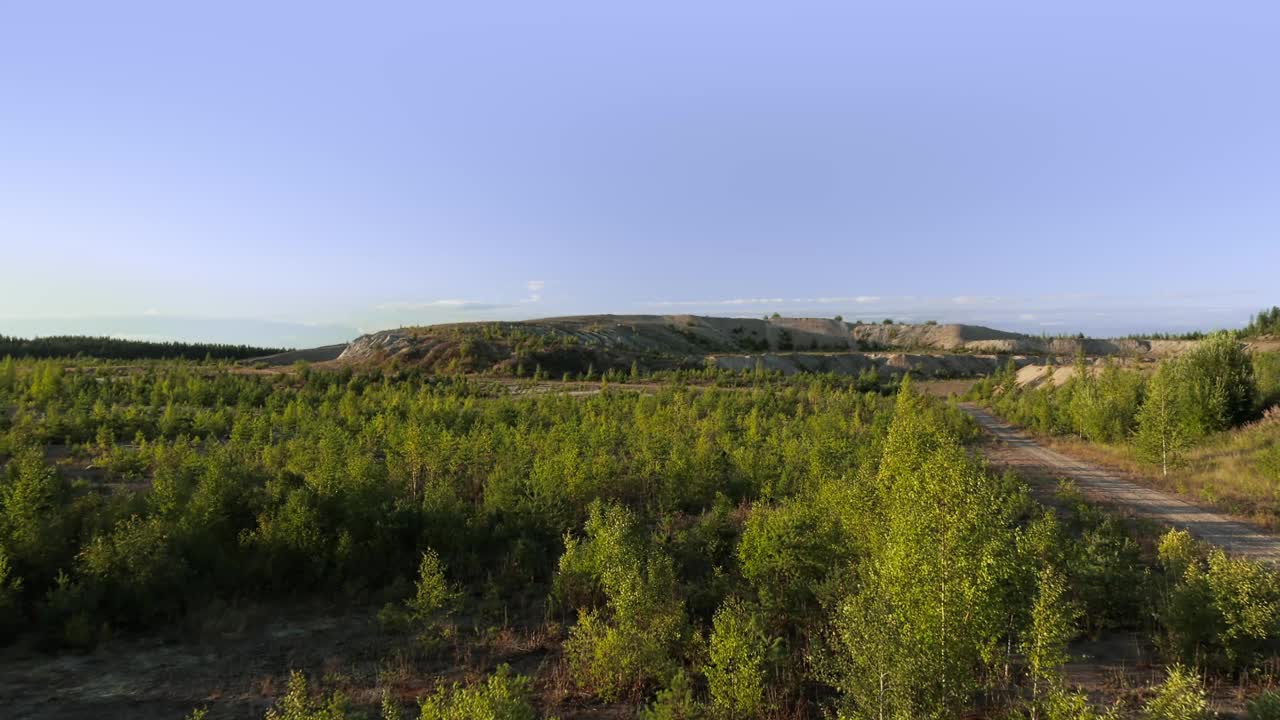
[{"xmin": 959, "ymin": 403, "xmax": 1280, "ymax": 565}]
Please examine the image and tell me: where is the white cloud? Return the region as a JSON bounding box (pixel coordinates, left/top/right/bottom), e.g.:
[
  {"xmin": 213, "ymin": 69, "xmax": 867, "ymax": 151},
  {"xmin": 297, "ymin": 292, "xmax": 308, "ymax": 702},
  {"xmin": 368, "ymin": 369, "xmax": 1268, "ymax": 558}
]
[
  {"xmin": 521, "ymin": 280, "xmax": 546, "ymax": 304},
  {"xmin": 645, "ymin": 298, "xmax": 786, "ymax": 307},
  {"xmin": 643, "ymin": 295, "xmax": 887, "ymax": 309},
  {"xmin": 1019, "ymin": 313, "xmax": 1036, "ymax": 321},
  {"xmin": 802, "ymin": 296, "xmax": 883, "ymax": 304},
  {"xmin": 143, "ymin": 307, "xmax": 160, "ymax": 316},
  {"xmin": 376, "ymin": 299, "xmax": 490, "ymax": 311},
  {"xmin": 951, "ymin": 295, "xmax": 1002, "ymax": 306}
]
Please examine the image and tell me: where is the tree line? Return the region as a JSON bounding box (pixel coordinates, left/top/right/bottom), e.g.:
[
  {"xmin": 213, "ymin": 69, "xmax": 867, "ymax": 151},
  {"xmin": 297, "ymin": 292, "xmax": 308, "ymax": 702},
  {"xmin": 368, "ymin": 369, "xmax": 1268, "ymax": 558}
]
[
  {"xmin": 0, "ymin": 334, "xmax": 284, "ymax": 361},
  {"xmin": 970, "ymin": 332, "xmax": 1277, "ymax": 477}
]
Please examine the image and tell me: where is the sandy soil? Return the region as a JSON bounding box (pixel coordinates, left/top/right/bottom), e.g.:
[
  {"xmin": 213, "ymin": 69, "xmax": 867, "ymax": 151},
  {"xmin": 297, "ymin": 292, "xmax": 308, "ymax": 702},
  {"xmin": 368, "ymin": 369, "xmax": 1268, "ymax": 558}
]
[{"xmin": 242, "ymin": 345, "xmax": 348, "ymax": 367}]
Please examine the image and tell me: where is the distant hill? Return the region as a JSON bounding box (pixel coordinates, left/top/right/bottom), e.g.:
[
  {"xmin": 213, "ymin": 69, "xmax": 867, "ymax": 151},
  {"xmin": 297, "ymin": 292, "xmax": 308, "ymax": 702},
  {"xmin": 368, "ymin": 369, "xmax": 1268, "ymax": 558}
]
[
  {"xmin": 336, "ymin": 315, "xmax": 1200, "ymax": 377},
  {"xmin": 243, "ymin": 344, "xmax": 348, "ymax": 366}
]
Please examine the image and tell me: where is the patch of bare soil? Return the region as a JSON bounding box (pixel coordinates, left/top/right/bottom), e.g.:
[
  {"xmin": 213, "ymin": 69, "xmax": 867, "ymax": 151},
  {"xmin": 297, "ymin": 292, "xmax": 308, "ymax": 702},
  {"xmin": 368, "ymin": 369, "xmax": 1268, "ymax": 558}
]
[
  {"xmin": 1056, "ymin": 634, "xmax": 1250, "ymax": 717},
  {"xmin": 915, "ymin": 378, "xmax": 978, "ymax": 398},
  {"xmin": 0, "ymin": 599, "xmax": 626, "ymax": 720}
]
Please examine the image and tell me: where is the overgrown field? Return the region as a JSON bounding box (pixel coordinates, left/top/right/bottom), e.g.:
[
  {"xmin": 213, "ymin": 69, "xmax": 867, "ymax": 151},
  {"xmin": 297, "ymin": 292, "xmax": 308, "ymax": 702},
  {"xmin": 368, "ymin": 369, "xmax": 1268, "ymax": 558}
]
[{"xmin": 3, "ymin": 358, "xmax": 1280, "ymax": 719}]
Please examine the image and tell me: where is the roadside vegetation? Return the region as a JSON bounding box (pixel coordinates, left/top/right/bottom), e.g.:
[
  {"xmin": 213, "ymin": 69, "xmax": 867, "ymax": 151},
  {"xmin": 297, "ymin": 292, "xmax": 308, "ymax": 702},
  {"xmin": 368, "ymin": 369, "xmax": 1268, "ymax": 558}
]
[{"xmin": 968, "ymin": 330, "xmax": 1280, "ymax": 528}]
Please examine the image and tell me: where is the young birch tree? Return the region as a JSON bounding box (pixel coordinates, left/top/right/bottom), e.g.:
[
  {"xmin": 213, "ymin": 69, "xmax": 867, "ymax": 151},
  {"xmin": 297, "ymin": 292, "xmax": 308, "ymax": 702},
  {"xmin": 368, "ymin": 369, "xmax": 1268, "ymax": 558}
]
[{"xmin": 1135, "ymin": 362, "xmax": 1188, "ymax": 477}]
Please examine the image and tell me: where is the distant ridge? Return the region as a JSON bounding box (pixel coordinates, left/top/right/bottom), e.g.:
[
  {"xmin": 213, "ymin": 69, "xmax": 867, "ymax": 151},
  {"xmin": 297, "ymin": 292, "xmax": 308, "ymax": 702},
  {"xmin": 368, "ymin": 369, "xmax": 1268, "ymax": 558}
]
[
  {"xmin": 243, "ymin": 344, "xmax": 348, "ymax": 366},
  {"xmin": 334, "ymin": 314, "xmax": 1200, "ymax": 377}
]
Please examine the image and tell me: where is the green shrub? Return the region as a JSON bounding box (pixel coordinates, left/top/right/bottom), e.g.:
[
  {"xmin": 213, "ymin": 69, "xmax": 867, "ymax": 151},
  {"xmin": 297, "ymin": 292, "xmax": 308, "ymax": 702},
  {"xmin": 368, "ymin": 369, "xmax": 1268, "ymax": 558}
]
[
  {"xmin": 1248, "ymin": 690, "xmax": 1280, "ymax": 720},
  {"xmin": 1023, "ymin": 566, "xmax": 1080, "ymax": 704},
  {"xmin": 0, "ymin": 447, "xmax": 72, "ymax": 587},
  {"xmin": 1072, "ymin": 517, "xmax": 1146, "ymax": 634},
  {"xmin": 737, "ymin": 500, "xmax": 842, "ymax": 625},
  {"xmin": 1178, "ymin": 332, "xmax": 1257, "ymax": 436},
  {"xmin": 819, "ymin": 387, "xmax": 1021, "ymax": 720},
  {"xmin": 0, "ymin": 548, "xmax": 23, "ymax": 638},
  {"xmin": 1244, "ymin": 307, "xmax": 1280, "ymax": 337},
  {"xmin": 1257, "ymin": 440, "xmax": 1280, "ymax": 483},
  {"xmin": 408, "ymin": 548, "xmax": 458, "ymax": 623},
  {"xmin": 1068, "ymin": 358, "xmax": 1143, "ymax": 443},
  {"xmin": 264, "ymin": 670, "xmax": 351, "ymax": 720},
  {"xmin": 1249, "ymin": 690, "xmax": 1280, "ymax": 720},
  {"xmin": 639, "ymin": 670, "xmax": 704, "ymax": 720},
  {"xmin": 1157, "ymin": 533, "xmax": 1280, "ymax": 671},
  {"xmin": 559, "ymin": 502, "xmax": 687, "ymax": 700},
  {"xmin": 1042, "ymin": 688, "xmax": 1119, "ymax": 720},
  {"xmin": 706, "ymin": 598, "xmax": 769, "ymax": 718},
  {"xmin": 1157, "ymin": 530, "xmax": 1199, "ymax": 581},
  {"xmin": 1254, "ymin": 352, "xmax": 1280, "ymax": 409},
  {"xmin": 1203, "ymin": 550, "xmax": 1280, "ymax": 668},
  {"xmin": 417, "ymin": 664, "xmax": 538, "ymax": 720},
  {"xmin": 79, "ymin": 513, "xmax": 188, "ymax": 625},
  {"xmin": 1140, "ymin": 666, "xmax": 1206, "ymax": 720}
]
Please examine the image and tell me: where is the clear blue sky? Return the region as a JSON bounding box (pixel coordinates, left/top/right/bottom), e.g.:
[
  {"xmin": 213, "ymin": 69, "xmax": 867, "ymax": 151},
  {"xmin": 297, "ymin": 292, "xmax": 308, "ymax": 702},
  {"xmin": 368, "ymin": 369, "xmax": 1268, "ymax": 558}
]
[{"xmin": 2, "ymin": 1, "xmax": 1277, "ymax": 347}]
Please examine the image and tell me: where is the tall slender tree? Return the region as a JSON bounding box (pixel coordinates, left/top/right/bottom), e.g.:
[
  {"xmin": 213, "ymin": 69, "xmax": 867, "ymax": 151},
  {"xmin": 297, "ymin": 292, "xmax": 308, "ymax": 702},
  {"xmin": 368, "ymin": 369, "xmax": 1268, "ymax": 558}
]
[{"xmin": 1135, "ymin": 362, "xmax": 1189, "ymax": 477}]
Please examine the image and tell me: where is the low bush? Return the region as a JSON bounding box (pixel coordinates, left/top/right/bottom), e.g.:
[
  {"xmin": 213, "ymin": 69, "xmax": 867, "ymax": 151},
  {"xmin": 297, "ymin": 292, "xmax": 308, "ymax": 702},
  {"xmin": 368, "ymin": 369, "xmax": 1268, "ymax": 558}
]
[
  {"xmin": 638, "ymin": 670, "xmax": 704, "ymax": 720},
  {"xmin": 559, "ymin": 502, "xmax": 688, "ymax": 700},
  {"xmin": 417, "ymin": 664, "xmax": 539, "ymax": 720},
  {"xmin": 1249, "ymin": 690, "xmax": 1280, "ymax": 720},
  {"xmin": 264, "ymin": 671, "xmax": 352, "ymax": 720},
  {"xmin": 706, "ymin": 597, "xmax": 770, "ymax": 718},
  {"xmin": 1157, "ymin": 530, "xmax": 1280, "ymax": 671},
  {"xmin": 1139, "ymin": 666, "xmax": 1206, "ymax": 720}
]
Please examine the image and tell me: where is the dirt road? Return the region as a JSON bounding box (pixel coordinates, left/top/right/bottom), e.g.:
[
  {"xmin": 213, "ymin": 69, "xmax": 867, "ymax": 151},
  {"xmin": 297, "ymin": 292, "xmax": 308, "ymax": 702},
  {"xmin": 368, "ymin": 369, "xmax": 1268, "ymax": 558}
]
[{"xmin": 959, "ymin": 403, "xmax": 1280, "ymax": 565}]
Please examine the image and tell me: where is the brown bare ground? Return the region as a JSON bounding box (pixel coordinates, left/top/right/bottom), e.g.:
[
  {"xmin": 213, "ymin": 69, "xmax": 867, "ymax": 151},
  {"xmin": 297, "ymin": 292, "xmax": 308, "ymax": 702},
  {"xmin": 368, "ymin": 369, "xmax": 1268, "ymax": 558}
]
[{"xmin": 0, "ymin": 599, "xmax": 632, "ymax": 720}]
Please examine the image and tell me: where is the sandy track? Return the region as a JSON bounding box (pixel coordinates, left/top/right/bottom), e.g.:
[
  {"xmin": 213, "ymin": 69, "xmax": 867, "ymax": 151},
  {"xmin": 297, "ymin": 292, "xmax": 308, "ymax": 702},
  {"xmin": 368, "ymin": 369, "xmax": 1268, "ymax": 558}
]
[{"xmin": 959, "ymin": 403, "xmax": 1280, "ymax": 565}]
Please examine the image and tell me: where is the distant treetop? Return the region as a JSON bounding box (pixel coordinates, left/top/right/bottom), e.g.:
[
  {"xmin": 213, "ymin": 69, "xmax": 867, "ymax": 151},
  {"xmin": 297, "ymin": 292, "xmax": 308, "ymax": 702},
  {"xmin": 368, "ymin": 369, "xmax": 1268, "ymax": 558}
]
[
  {"xmin": 0, "ymin": 335, "xmax": 285, "ymax": 361},
  {"xmin": 1244, "ymin": 306, "xmax": 1280, "ymax": 337}
]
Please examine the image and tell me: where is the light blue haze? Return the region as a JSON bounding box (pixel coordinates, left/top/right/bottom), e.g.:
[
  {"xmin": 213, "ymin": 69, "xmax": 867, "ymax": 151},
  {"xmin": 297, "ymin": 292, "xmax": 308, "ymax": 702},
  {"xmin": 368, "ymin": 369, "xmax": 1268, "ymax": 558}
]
[{"xmin": 1, "ymin": 1, "xmax": 1277, "ymax": 346}]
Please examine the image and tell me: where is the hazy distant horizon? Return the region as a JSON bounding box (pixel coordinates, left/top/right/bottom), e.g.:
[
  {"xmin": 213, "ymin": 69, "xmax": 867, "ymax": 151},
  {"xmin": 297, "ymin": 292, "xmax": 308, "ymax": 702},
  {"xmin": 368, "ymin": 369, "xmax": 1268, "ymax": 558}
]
[{"xmin": 0, "ymin": 295, "xmax": 1266, "ymax": 350}]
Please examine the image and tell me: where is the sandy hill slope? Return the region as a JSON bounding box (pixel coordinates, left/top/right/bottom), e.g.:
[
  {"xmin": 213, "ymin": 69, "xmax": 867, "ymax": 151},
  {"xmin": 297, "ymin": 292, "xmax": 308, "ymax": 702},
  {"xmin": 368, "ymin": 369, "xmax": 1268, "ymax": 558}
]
[
  {"xmin": 334, "ymin": 315, "xmax": 1198, "ymax": 377},
  {"xmin": 245, "ymin": 344, "xmax": 348, "ymax": 366}
]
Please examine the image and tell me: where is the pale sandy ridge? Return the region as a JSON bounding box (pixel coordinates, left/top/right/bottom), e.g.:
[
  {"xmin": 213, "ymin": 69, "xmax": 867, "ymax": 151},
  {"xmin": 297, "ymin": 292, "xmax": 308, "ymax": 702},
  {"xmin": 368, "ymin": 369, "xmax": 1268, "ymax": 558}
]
[{"xmin": 959, "ymin": 403, "xmax": 1280, "ymax": 565}]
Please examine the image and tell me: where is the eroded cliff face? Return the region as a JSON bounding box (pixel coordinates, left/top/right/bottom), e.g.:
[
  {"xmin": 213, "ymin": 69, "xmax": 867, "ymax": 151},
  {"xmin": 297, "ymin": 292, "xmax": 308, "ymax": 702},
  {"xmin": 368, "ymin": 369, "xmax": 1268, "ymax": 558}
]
[
  {"xmin": 337, "ymin": 330, "xmax": 418, "ymax": 364},
  {"xmin": 335, "ymin": 315, "xmax": 1199, "ymax": 378}
]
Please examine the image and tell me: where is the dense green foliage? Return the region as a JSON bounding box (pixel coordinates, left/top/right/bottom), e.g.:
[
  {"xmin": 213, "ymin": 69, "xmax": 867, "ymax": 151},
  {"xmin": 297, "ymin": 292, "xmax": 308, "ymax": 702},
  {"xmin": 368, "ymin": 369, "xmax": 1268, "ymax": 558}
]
[
  {"xmin": 1255, "ymin": 352, "xmax": 1280, "ymax": 410},
  {"xmin": 1139, "ymin": 666, "xmax": 1207, "ymax": 720},
  {"xmin": 1156, "ymin": 530, "xmax": 1280, "ymax": 672},
  {"xmin": 417, "ymin": 665, "xmax": 541, "ymax": 720},
  {"xmin": 1244, "ymin": 307, "xmax": 1280, "ymax": 337},
  {"xmin": 971, "ymin": 334, "xmax": 1269, "ymax": 451},
  {"xmin": 0, "ymin": 334, "xmax": 283, "ymax": 360},
  {"xmin": 4, "ymin": 357, "xmax": 1280, "ymax": 718},
  {"xmin": 265, "ymin": 671, "xmax": 352, "ymax": 720}
]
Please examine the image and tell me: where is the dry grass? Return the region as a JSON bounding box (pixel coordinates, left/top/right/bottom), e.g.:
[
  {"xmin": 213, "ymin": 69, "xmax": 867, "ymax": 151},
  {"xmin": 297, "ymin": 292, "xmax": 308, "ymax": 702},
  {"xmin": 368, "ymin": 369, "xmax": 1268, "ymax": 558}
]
[{"xmin": 916, "ymin": 378, "xmax": 980, "ymax": 398}]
